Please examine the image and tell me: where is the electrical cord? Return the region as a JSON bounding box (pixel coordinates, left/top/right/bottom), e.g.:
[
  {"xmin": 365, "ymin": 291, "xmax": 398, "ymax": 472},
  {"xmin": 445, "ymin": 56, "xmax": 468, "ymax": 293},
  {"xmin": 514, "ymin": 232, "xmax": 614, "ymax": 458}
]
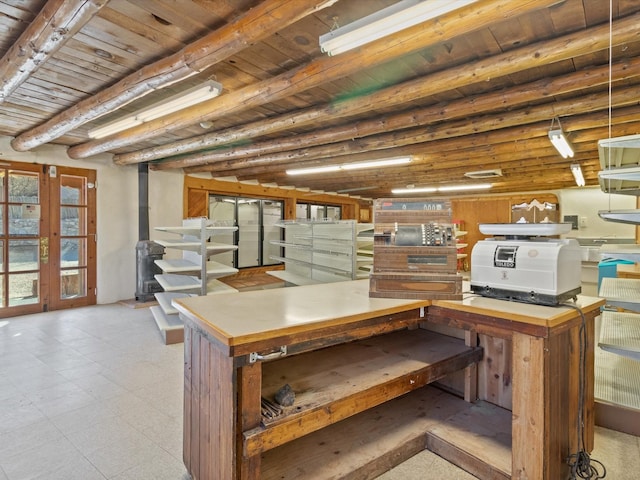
[{"xmin": 562, "ymin": 302, "xmax": 607, "ymax": 479}]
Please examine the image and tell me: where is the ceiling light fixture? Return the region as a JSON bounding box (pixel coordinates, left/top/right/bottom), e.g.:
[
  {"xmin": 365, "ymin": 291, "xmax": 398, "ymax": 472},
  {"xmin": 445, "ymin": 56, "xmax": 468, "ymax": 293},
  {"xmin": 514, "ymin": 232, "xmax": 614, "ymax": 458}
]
[
  {"xmin": 548, "ymin": 117, "xmax": 574, "ymax": 158},
  {"xmin": 391, "ymin": 183, "xmax": 491, "ymax": 195},
  {"xmin": 319, "ymin": 0, "xmax": 478, "ymax": 56},
  {"xmin": 570, "ymin": 163, "xmax": 586, "ymax": 187},
  {"xmin": 88, "ymin": 80, "xmax": 223, "ymax": 139},
  {"xmin": 286, "ymin": 156, "xmax": 411, "ymax": 176}
]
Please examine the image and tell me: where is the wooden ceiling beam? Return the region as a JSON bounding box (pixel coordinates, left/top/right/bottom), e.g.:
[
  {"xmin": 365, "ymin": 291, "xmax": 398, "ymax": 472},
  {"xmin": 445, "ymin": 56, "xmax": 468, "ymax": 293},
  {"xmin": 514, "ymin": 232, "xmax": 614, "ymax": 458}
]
[
  {"xmin": 114, "ymin": 8, "xmax": 640, "ymax": 166},
  {"xmin": 201, "ymin": 119, "xmax": 640, "ymax": 190},
  {"xmin": 176, "ymin": 84, "xmax": 640, "ymax": 175},
  {"xmin": 0, "ymin": 0, "xmax": 107, "ymax": 103},
  {"xmin": 10, "ymin": 0, "xmax": 339, "ymax": 151},
  {"xmin": 66, "ymin": 0, "xmax": 562, "ymax": 159},
  {"xmin": 146, "ymin": 58, "xmax": 640, "ymax": 170}
]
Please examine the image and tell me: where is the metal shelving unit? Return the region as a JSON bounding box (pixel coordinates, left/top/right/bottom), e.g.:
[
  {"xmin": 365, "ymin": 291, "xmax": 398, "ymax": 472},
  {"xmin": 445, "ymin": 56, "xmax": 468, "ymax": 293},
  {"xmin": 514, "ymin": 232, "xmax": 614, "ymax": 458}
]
[
  {"xmin": 150, "ymin": 218, "xmax": 238, "ymax": 344},
  {"xmin": 268, "ymin": 220, "xmax": 373, "ymax": 286}
]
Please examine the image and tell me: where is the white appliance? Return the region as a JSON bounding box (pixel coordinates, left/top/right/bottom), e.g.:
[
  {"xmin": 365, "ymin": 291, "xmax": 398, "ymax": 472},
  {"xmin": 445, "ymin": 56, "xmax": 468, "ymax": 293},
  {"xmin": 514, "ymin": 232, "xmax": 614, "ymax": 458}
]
[{"xmin": 470, "ymin": 223, "xmax": 582, "ymax": 305}]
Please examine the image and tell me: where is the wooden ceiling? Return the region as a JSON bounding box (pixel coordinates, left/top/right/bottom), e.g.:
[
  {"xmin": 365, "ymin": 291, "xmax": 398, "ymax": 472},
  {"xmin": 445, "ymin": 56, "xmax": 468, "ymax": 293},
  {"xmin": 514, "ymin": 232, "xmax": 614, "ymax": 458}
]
[{"xmin": 2, "ymin": 0, "xmax": 640, "ymax": 199}]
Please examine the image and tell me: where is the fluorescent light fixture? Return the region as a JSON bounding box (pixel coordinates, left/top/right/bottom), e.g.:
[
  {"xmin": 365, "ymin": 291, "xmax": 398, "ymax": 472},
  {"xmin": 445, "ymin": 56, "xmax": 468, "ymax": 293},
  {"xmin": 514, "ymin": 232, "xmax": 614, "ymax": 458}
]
[
  {"xmin": 391, "ymin": 186, "xmax": 437, "ymax": 194},
  {"xmin": 319, "ymin": 0, "xmax": 478, "ymax": 56},
  {"xmin": 287, "ymin": 165, "xmax": 341, "ymax": 175},
  {"xmin": 570, "ymin": 163, "xmax": 585, "ymax": 187},
  {"xmin": 548, "ymin": 117, "xmax": 574, "ymax": 158},
  {"xmin": 286, "ymin": 156, "xmax": 411, "ymax": 176},
  {"xmin": 392, "ymin": 183, "xmax": 491, "ymax": 195},
  {"xmin": 87, "ymin": 116, "xmax": 142, "ymax": 139},
  {"xmin": 88, "ymin": 80, "xmax": 222, "ymax": 139},
  {"xmin": 549, "ymin": 129, "xmax": 574, "ymax": 158}
]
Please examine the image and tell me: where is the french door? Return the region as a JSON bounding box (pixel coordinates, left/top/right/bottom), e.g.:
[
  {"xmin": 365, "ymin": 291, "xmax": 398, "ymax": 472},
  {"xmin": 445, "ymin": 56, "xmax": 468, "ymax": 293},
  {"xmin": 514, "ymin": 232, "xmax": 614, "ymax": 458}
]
[{"xmin": 0, "ymin": 161, "xmax": 96, "ymax": 318}]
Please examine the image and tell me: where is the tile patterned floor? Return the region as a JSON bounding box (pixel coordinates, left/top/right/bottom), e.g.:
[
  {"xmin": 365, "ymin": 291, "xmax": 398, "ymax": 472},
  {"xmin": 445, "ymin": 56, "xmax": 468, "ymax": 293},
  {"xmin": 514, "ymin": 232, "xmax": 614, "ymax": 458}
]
[{"xmin": 0, "ymin": 303, "xmax": 638, "ymax": 479}]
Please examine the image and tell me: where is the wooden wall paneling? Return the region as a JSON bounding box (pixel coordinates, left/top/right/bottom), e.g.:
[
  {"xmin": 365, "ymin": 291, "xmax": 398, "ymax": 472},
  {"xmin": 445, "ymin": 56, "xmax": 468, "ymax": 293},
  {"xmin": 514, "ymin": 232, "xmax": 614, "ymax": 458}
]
[
  {"xmin": 183, "ymin": 176, "xmax": 368, "ymax": 222},
  {"xmin": 186, "ymin": 188, "xmax": 208, "ymax": 218},
  {"xmin": 477, "ymin": 334, "xmax": 513, "ymax": 410},
  {"xmin": 451, "ymin": 193, "xmax": 559, "ymax": 268}
]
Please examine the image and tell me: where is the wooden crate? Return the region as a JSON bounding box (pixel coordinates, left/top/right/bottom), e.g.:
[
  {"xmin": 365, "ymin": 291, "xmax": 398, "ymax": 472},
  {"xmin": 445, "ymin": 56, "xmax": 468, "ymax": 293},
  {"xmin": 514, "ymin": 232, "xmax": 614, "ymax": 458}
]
[{"xmin": 370, "ymin": 272, "xmax": 462, "ymax": 300}]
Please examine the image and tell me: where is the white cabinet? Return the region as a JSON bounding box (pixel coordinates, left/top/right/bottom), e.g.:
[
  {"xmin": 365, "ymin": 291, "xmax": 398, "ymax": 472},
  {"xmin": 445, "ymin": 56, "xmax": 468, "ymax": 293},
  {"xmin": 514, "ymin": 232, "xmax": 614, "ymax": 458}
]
[
  {"xmin": 268, "ymin": 220, "xmax": 373, "ymax": 286},
  {"xmin": 150, "ymin": 217, "xmax": 238, "ymax": 344}
]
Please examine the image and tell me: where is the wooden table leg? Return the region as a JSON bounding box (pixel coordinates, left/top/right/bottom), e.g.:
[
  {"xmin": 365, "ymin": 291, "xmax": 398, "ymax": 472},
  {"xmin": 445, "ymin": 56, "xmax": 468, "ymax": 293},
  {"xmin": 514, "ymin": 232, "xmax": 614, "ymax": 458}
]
[
  {"xmin": 238, "ymin": 362, "xmax": 263, "ymax": 480},
  {"xmin": 511, "ymin": 332, "xmax": 546, "ymax": 480}
]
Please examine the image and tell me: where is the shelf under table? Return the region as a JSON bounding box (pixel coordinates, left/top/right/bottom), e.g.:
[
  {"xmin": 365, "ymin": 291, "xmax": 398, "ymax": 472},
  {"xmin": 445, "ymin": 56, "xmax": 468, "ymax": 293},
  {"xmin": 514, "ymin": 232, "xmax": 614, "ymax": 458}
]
[
  {"xmin": 261, "ymin": 386, "xmax": 511, "ymax": 480},
  {"xmin": 244, "ymin": 329, "xmax": 482, "ymax": 456}
]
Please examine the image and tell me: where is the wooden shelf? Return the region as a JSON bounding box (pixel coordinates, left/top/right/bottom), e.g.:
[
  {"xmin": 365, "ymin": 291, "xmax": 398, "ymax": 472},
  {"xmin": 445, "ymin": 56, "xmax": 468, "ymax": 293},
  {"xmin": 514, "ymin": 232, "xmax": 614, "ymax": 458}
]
[
  {"xmin": 261, "ymin": 388, "xmax": 511, "ymax": 480},
  {"xmin": 261, "ymin": 386, "xmax": 476, "ymax": 480},
  {"xmin": 243, "ymin": 329, "xmax": 482, "ymax": 456},
  {"xmin": 426, "ymin": 400, "xmax": 512, "ymax": 480}
]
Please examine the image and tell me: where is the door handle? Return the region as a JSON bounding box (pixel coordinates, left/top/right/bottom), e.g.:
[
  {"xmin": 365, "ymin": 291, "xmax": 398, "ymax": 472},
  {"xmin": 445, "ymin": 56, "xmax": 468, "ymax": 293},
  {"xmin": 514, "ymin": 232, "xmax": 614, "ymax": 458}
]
[{"xmin": 40, "ymin": 237, "xmax": 49, "ymax": 263}]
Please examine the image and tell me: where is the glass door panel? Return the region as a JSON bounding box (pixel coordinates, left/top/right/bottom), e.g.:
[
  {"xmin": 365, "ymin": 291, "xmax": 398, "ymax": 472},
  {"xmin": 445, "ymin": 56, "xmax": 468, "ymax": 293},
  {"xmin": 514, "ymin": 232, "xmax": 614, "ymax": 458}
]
[
  {"xmin": 237, "ymin": 199, "xmax": 260, "ymax": 268},
  {"xmin": 209, "ymin": 195, "xmax": 284, "ymax": 269},
  {"xmin": 0, "ymin": 162, "xmax": 96, "ymax": 318},
  {"xmin": 6, "ymin": 171, "xmax": 41, "ymax": 308},
  {"xmin": 262, "ymin": 200, "xmax": 282, "ymax": 266},
  {"xmin": 208, "ymin": 196, "xmax": 236, "ymax": 267},
  {"xmin": 59, "ymin": 175, "xmax": 88, "ymax": 300}
]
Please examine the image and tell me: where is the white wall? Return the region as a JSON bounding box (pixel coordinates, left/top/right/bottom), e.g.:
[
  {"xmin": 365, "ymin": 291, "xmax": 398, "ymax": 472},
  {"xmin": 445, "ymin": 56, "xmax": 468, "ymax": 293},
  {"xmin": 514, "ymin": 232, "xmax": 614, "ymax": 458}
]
[
  {"xmin": 0, "ymin": 136, "xmax": 184, "ymax": 303},
  {"xmin": 557, "ymin": 186, "xmax": 636, "ymax": 239}
]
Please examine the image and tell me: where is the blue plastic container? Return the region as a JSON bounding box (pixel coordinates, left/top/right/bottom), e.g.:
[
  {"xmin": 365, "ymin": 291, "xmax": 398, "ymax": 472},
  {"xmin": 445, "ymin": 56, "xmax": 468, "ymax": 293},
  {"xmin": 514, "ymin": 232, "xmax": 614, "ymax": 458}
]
[{"xmin": 598, "ymin": 258, "xmax": 635, "ymax": 290}]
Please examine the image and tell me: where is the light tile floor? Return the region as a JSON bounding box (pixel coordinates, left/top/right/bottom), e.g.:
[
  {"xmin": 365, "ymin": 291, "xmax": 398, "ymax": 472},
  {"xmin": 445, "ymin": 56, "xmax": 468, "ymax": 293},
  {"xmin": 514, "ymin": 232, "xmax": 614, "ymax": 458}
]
[{"xmin": 0, "ymin": 304, "xmax": 638, "ymax": 479}]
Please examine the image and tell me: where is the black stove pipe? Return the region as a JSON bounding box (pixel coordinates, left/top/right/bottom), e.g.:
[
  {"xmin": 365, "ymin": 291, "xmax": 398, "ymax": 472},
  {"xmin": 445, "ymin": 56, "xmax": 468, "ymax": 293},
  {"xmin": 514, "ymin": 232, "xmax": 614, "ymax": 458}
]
[{"xmin": 139, "ymin": 163, "xmax": 149, "ymax": 241}]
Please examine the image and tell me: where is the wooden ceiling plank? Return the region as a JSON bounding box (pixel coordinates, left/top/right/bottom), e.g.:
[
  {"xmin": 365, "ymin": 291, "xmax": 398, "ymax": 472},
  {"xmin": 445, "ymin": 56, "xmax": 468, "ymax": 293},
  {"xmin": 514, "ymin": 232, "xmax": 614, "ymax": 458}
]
[
  {"xmin": 0, "ymin": 0, "xmax": 107, "ymax": 102},
  {"xmin": 115, "ymin": 9, "xmax": 640, "ymax": 166},
  {"xmin": 183, "ymin": 96, "xmax": 640, "ymax": 179},
  {"xmin": 65, "ymin": 0, "xmax": 564, "ymax": 159},
  {"xmin": 10, "ymin": 0, "xmax": 341, "ymax": 151},
  {"xmin": 145, "ymin": 55, "xmax": 640, "ymax": 171}
]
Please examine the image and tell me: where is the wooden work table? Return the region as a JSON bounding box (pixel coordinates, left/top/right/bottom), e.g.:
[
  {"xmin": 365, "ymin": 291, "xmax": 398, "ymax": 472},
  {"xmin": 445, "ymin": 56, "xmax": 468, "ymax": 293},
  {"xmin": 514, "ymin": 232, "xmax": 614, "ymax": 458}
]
[{"xmin": 174, "ymin": 279, "xmax": 604, "ymax": 480}]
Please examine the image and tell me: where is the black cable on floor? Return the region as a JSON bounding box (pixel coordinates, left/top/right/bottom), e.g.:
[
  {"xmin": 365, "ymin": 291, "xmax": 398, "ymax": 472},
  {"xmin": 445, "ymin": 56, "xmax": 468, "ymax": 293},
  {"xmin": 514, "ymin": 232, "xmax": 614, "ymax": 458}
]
[{"xmin": 562, "ymin": 302, "xmax": 607, "ymax": 480}]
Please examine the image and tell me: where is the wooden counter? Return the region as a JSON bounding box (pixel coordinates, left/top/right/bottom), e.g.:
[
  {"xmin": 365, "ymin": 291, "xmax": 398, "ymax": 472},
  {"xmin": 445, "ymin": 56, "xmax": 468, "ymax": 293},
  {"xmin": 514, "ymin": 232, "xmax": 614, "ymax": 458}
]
[{"xmin": 174, "ymin": 280, "xmax": 604, "ymax": 480}]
